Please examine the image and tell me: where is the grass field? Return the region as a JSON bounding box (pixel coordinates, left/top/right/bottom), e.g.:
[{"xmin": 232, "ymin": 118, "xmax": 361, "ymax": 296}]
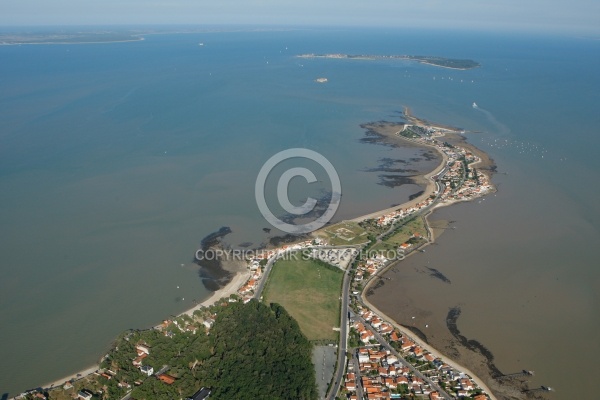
[
  {"xmin": 371, "ymin": 215, "xmax": 428, "ymax": 253},
  {"xmin": 262, "ymin": 255, "xmax": 344, "ymax": 341}
]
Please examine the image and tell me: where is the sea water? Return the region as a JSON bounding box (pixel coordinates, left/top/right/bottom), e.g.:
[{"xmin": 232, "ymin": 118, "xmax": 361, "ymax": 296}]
[{"xmin": 0, "ymin": 27, "xmax": 598, "ymax": 397}]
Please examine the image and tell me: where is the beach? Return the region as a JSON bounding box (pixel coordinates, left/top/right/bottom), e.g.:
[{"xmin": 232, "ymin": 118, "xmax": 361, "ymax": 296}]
[{"xmin": 181, "ymin": 270, "xmax": 252, "ymax": 317}]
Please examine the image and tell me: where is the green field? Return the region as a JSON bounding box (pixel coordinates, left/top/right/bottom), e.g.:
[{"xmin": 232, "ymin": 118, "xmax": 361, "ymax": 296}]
[
  {"xmin": 371, "ymin": 215, "xmax": 428, "ymax": 253},
  {"xmin": 262, "ymin": 255, "xmax": 344, "ymax": 341}
]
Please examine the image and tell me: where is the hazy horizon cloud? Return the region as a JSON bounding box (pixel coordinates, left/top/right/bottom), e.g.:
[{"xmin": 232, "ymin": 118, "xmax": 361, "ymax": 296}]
[{"xmin": 1, "ymin": 0, "xmax": 598, "ymax": 35}]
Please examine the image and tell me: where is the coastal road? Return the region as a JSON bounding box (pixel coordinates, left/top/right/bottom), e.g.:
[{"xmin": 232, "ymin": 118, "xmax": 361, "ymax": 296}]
[
  {"xmin": 253, "ymin": 253, "xmax": 278, "ymax": 300},
  {"xmin": 325, "ymin": 254, "xmax": 354, "ymax": 400},
  {"xmin": 350, "ymin": 353, "xmax": 364, "ymax": 400}
]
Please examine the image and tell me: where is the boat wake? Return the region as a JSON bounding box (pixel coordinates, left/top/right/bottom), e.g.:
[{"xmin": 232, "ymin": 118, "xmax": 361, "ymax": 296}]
[{"xmin": 472, "ymin": 102, "xmax": 511, "ymax": 136}]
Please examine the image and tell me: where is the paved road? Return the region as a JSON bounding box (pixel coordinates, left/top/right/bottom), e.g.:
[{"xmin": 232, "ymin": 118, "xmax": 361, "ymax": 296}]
[
  {"xmin": 253, "ymin": 252, "xmax": 279, "ymax": 300},
  {"xmin": 350, "ymin": 352, "xmax": 364, "ymax": 400},
  {"xmin": 325, "ymin": 257, "xmax": 353, "ymax": 400}
]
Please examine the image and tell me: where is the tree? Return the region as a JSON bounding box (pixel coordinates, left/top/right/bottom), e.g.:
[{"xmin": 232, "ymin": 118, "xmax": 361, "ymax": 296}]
[{"xmin": 205, "ymin": 300, "xmax": 318, "ymax": 399}]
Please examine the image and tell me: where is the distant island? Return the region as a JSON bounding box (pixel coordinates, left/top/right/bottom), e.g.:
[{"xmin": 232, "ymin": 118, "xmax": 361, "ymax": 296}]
[
  {"xmin": 297, "ymin": 53, "xmax": 480, "ymax": 70},
  {"xmin": 0, "ymin": 27, "xmax": 299, "ymax": 46},
  {"xmin": 0, "ymin": 31, "xmax": 145, "ymax": 45}
]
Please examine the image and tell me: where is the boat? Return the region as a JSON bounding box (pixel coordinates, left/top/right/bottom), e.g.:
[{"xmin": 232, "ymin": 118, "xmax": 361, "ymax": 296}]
[{"xmin": 472, "ymin": 102, "xmax": 478, "ymax": 108}]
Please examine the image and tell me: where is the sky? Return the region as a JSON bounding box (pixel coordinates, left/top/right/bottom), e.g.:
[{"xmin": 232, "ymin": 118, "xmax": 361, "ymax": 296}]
[{"xmin": 1, "ymin": 0, "xmax": 599, "ymax": 35}]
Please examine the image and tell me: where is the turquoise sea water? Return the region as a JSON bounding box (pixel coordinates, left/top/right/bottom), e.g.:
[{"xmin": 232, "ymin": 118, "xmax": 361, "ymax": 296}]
[{"xmin": 0, "ymin": 28, "xmax": 598, "ymax": 397}]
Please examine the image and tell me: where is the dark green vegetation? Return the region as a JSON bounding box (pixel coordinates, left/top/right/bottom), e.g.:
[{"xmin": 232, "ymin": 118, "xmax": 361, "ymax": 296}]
[
  {"xmin": 39, "ymin": 301, "xmax": 317, "ymax": 400},
  {"xmin": 209, "ymin": 301, "xmax": 317, "ymax": 399}
]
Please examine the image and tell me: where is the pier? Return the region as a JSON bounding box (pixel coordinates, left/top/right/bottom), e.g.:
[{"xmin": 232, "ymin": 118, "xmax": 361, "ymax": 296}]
[
  {"xmin": 523, "ymin": 386, "xmax": 553, "ymax": 394},
  {"xmin": 497, "ymin": 370, "xmax": 534, "ymax": 381}
]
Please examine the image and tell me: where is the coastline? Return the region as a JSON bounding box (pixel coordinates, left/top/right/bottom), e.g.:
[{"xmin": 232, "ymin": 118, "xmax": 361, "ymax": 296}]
[
  {"xmin": 362, "ymin": 294, "xmax": 498, "ymax": 400},
  {"xmin": 180, "ymin": 270, "xmax": 252, "ymax": 317},
  {"xmin": 350, "ymin": 123, "xmax": 449, "ymax": 223},
  {"xmin": 351, "ymin": 109, "xmax": 505, "ymax": 399},
  {"xmin": 352, "ymin": 111, "xmax": 524, "ymax": 399},
  {"xmin": 29, "ymin": 108, "xmax": 498, "ymax": 399},
  {"xmin": 32, "ymin": 269, "xmax": 250, "ymax": 397},
  {"xmin": 0, "ymin": 38, "xmax": 144, "ymax": 46}
]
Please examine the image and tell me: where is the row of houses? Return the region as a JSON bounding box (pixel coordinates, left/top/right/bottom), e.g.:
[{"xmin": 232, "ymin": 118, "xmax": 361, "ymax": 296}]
[{"xmin": 344, "ymin": 306, "xmax": 491, "ymax": 400}]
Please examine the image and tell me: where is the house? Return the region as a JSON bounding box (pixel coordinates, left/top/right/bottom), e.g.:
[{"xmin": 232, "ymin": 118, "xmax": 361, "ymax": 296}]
[
  {"xmin": 412, "ymin": 346, "xmax": 424, "ymax": 358},
  {"xmin": 396, "ymin": 376, "xmax": 409, "ymax": 385},
  {"xmin": 400, "ymin": 338, "xmax": 415, "ymax": 351},
  {"xmin": 386, "ymin": 354, "xmax": 398, "ymax": 364},
  {"xmin": 202, "ymin": 318, "xmax": 215, "ymax": 329},
  {"xmin": 140, "ymin": 365, "xmax": 154, "ymax": 376},
  {"xmin": 360, "ymin": 331, "xmax": 374, "ymax": 344},
  {"xmin": 358, "ymin": 348, "xmax": 370, "ymax": 363},
  {"xmin": 132, "ymin": 353, "xmax": 147, "ymax": 367},
  {"xmin": 136, "ymin": 344, "xmax": 151, "ymax": 355},
  {"xmin": 383, "ymin": 377, "xmax": 397, "ymax": 388},
  {"xmin": 186, "ymin": 387, "xmax": 212, "ymax": 400},
  {"xmin": 399, "ymin": 243, "xmax": 411, "ymax": 251},
  {"xmin": 387, "ymin": 364, "xmax": 397, "ymax": 376},
  {"xmin": 429, "ymin": 392, "xmax": 442, "ymax": 400},
  {"xmin": 460, "ymin": 378, "xmax": 474, "ymax": 391},
  {"xmin": 63, "ymin": 381, "xmax": 73, "ymax": 390},
  {"xmin": 345, "ymin": 381, "xmax": 356, "ymax": 391},
  {"xmin": 77, "ymin": 391, "xmax": 93, "ymax": 400},
  {"xmin": 379, "ymin": 323, "xmax": 393, "ymax": 334},
  {"xmin": 371, "ymin": 317, "xmax": 382, "ymax": 328}
]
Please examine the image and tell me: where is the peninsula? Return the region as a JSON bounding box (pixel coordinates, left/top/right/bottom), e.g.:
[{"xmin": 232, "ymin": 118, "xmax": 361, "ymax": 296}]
[
  {"xmin": 297, "ymin": 54, "xmax": 480, "ymax": 70},
  {"xmin": 18, "ymin": 109, "xmax": 534, "ymax": 400}
]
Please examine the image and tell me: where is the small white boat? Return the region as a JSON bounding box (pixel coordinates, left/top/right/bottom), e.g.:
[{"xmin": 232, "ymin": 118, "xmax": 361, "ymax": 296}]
[{"xmin": 472, "ymin": 102, "xmax": 478, "ymax": 108}]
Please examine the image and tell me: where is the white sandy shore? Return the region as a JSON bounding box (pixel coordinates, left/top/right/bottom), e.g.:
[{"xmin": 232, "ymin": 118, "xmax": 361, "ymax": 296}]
[
  {"xmin": 180, "ymin": 270, "xmax": 252, "ymax": 317},
  {"xmin": 36, "ymin": 365, "xmax": 99, "ymax": 395}
]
